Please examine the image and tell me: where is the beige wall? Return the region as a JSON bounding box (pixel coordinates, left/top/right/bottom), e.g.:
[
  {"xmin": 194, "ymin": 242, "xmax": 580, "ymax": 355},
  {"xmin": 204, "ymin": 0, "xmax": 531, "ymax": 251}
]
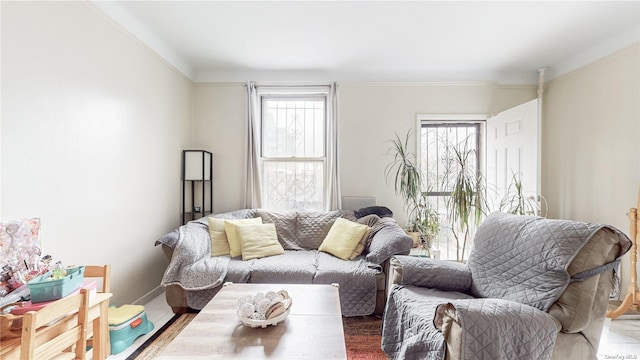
[
  {"xmin": 192, "ymin": 84, "xmax": 247, "ymax": 213},
  {"xmin": 544, "ymin": 44, "xmax": 640, "ymax": 225},
  {"xmin": 193, "ymin": 82, "xmax": 536, "ymax": 226},
  {"xmin": 543, "ymin": 44, "xmax": 640, "ymax": 291},
  {"xmin": 339, "ymin": 83, "xmax": 536, "ymax": 226},
  {"xmin": 1, "ymin": 2, "xmax": 192, "ymax": 305}
]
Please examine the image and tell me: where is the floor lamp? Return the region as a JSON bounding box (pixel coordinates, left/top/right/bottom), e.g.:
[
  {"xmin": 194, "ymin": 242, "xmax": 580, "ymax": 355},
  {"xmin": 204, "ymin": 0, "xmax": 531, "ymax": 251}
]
[{"xmin": 606, "ymin": 189, "xmax": 640, "ymax": 319}]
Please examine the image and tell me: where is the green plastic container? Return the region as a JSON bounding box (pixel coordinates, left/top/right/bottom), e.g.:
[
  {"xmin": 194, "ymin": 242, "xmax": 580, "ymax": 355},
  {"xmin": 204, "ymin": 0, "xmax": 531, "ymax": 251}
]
[{"xmin": 27, "ymin": 266, "xmax": 85, "ymax": 303}]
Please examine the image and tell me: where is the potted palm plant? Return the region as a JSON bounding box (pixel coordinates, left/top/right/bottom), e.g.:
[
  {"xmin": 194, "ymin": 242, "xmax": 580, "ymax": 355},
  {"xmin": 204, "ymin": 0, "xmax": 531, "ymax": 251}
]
[
  {"xmin": 499, "ymin": 172, "xmax": 546, "ymax": 216},
  {"xmin": 413, "ymin": 191, "xmax": 440, "ymax": 256},
  {"xmin": 385, "ymin": 130, "xmax": 439, "ymax": 251},
  {"xmin": 442, "ymin": 135, "xmax": 488, "ymax": 262}
]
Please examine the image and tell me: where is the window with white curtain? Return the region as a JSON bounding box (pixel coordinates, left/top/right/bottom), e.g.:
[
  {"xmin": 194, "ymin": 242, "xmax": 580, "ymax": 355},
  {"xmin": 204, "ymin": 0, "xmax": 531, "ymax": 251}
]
[{"xmin": 260, "ymin": 95, "xmax": 327, "ymax": 211}]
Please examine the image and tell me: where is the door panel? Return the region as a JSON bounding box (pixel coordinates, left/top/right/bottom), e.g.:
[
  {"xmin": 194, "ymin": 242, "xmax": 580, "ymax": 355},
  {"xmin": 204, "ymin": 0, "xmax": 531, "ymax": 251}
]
[{"xmin": 486, "ymin": 99, "xmax": 539, "ymax": 214}]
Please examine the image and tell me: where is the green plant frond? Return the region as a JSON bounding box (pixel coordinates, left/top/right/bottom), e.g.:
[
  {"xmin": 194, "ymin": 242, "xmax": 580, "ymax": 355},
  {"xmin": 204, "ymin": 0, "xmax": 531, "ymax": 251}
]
[
  {"xmin": 441, "ymin": 134, "xmax": 488, "ymax": 234},
  {"xmin": 434, "ymin": 133, "xmax": 485, "ymax": 261},
  {"xmin": 497, "ymin": 171, "xmax": 541, "ymax": 216},
  {"xmin": 384, "ymin": 129, "xmax": 426, "ymax": 221}
]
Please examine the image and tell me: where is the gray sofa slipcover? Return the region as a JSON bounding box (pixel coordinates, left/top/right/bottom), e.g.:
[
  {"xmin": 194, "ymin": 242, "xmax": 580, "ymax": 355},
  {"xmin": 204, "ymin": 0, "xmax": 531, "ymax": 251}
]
[
  {"xmin": 156, "ymin": 209, "xmax": 413, "ymax": 316},
  {"xmin": 382, "ymin": 212, "xmax": 631, "ymax": 360}
]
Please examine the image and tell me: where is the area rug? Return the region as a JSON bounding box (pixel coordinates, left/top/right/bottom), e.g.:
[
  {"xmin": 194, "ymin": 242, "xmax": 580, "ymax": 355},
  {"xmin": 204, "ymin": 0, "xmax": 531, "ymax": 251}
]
[
  {"xmin": 126, "ymin": 312, "xmax": 197, "ymax": 360},
  {"xmin": 127, "ymin": 313, "xmax": 387, "ymax": 359},
  {"xmin": 342, "ymin": 315, "xmax": 388, "ymax": 360}
]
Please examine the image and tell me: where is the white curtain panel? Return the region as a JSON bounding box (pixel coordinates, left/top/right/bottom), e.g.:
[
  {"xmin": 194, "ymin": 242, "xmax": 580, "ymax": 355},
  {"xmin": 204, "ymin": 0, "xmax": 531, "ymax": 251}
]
[
  {"xmin": 244, "ymin": 82, "xmax": 341, "ymax": 210},
  {"xmin": 244, "ymin": 81, "xmax": 263, "ymax": 209},
  {"xmin": 326, "ymin": 82, "xmax": 342, "ymax": 210}
]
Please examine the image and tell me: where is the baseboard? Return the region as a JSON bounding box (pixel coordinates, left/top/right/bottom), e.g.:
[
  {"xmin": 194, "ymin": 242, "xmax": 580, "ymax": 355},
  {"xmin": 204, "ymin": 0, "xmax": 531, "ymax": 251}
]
[
  {"xmin": 611, "ymin": 312, "xmax": 640, "ymax": 320},
  {"xmin": 134, "ymin": 285, "xmax": 165, "ymax": 305}
]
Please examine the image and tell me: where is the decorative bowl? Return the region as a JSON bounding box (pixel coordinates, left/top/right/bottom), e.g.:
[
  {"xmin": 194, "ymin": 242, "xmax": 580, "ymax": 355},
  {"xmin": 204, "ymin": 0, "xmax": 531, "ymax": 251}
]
[{"xmin": 236, "ymin": 290, "xmax": 292, "ymax": 328}]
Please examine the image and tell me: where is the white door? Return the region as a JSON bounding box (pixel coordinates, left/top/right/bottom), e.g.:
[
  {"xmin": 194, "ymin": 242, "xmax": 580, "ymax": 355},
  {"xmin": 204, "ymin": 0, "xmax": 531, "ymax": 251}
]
[{"xmin": 486, "ymin": 99, "xmax": 540, "ymax": 214}]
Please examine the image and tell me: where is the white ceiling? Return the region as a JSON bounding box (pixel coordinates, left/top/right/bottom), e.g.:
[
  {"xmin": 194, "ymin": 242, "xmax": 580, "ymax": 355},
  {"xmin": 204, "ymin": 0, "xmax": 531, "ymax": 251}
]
[{"xmin": 92, "ymin": 1, "xmax": 640, "ymax": 84}]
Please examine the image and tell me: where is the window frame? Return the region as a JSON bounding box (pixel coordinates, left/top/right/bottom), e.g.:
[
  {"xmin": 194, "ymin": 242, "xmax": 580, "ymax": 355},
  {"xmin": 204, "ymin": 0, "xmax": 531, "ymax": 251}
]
[
  {"xmin": 415, "ymin": 114, "xmax": 487, "ymax": 260},
  {"xmin": 415, "ymin": 114, "xmax": 487, "ymax": 190},
  {"xmin": 258, "ymin": 92, "xmax": 329, "ymax": 211}
]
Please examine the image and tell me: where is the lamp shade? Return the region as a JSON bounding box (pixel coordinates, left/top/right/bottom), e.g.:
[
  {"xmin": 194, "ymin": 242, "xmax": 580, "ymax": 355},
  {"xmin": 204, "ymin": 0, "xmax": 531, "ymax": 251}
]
[{"xmin": 184, "ymin": 150, "xmax": 212, "ymax": 181}]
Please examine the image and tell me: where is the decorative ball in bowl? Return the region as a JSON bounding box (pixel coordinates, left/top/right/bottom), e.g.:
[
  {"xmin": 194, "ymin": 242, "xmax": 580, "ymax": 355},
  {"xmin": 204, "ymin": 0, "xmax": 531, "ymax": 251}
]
[{"xmin": 237, "ymin": 289, "xmax": 292, "ymax": 328}]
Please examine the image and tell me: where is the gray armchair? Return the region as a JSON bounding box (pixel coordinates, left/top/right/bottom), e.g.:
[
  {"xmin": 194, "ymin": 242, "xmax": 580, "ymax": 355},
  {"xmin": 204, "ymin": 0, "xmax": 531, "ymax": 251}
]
[{"xmin": 382, "ymin": 212, "xmax": 631, "ymax": 360}]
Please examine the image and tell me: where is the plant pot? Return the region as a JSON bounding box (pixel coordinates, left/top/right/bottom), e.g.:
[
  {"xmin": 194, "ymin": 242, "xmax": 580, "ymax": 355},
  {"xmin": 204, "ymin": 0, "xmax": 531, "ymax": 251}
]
[{"xmin": 406, "ymin": 231, "xmax": 421, "ymax": 247}]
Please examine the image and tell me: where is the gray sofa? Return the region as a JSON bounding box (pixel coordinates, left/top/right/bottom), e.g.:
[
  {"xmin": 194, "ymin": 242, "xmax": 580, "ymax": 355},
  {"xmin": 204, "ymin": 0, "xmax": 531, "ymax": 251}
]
[
  {"xmin": 156, "ymin": 208, "xmax": 413, "ymax": 316},
  {"xmin": 382, "ymin": 212, "xmax": 631, "ymax": 360}
]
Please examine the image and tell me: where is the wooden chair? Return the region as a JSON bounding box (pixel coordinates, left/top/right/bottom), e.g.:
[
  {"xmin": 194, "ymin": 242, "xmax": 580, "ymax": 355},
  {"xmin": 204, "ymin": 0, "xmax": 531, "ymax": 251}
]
[
  {"xmin": 84, "ymin": 265, "xmax": 111, "ymax": 293},
  {"xmin": 20, "ymin": 288, "xmax": 90, "ymax": 360},
  {"xmin": 83, "ymin": 265, "xmax": 112, "ymax": 356}
]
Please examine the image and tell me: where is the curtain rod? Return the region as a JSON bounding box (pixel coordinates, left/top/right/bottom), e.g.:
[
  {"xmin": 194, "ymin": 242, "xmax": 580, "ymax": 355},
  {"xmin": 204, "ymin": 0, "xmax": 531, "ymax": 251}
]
[{"xmin": 245, "ymin": 82, "xmax": 337, "ymax": 88}]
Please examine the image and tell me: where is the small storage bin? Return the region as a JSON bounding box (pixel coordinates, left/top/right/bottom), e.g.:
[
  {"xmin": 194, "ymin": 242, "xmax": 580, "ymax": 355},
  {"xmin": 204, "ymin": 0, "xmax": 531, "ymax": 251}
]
[
  {"xmin": 27, "ymin": 266, "xmax": 85, "ymax": 303},
  {"xmin": 12, "ymin": 279, "xmax": 97, "ymax": 315},
  {"xmin": 108, "ymin": 304, "xmax": 154, "ymax": 355}
]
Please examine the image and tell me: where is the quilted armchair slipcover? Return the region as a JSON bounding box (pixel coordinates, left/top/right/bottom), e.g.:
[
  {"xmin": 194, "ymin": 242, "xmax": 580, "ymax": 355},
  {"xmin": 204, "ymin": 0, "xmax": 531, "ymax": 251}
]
[{"xmin": 382, "ymin": 212, "xmax": 631, "ymax": 360}]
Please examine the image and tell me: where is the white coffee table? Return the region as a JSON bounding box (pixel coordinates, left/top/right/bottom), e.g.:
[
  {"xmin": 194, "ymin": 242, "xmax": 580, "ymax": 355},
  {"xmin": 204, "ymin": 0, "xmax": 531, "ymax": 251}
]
[{"xmin": 157, "ymin": 283, "xmax": 347, "ymax": 359}]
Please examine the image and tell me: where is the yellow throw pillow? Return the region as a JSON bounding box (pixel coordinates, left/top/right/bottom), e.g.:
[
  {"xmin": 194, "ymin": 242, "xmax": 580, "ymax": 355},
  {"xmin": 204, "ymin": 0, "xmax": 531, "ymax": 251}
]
[
  {"xmin": 348, "ymin": 227, "xmax": 371, "ymax": 260},
  {"xmin": 236, "ymin": 223, "xmax": 285, "ymax": 261},
  {"xmin": 319, "ymin": 218, "xmax": 371, "ymax": 260},
  {"xmin": 224, "ymin": 217, "xmax": 262, "ymax": 257},
  {"xmin": 208, "ymin": 217, "xmax": 230, "ymax": 256}
]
